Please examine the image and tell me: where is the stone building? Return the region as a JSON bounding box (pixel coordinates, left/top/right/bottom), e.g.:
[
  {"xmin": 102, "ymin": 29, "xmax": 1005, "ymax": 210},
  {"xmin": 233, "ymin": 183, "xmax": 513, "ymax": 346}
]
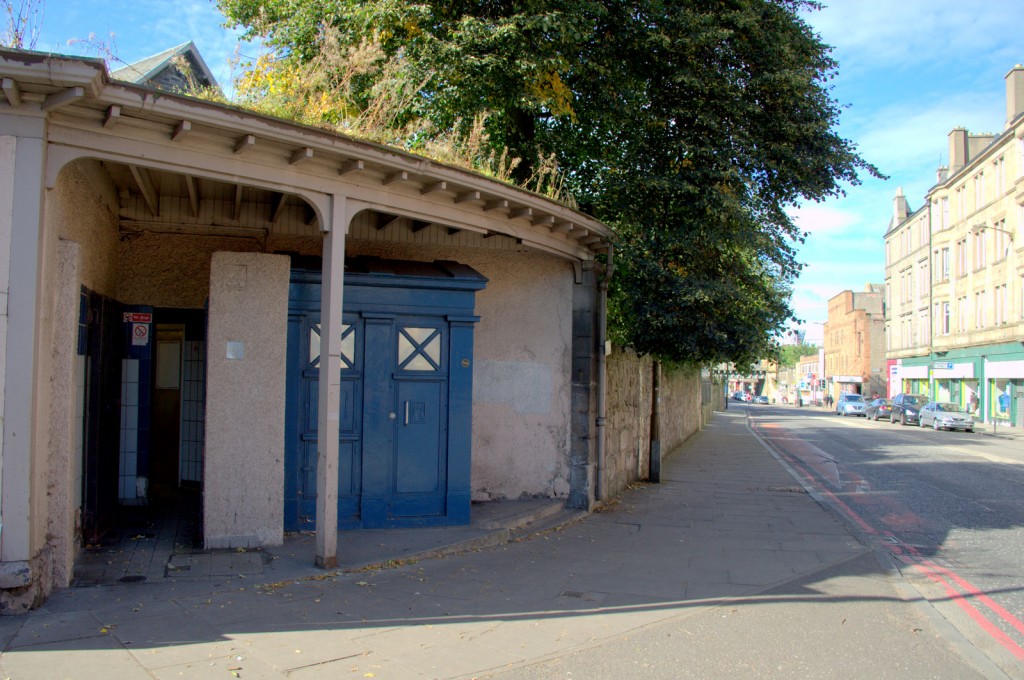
[
  {"xmin": 823, "ymin": 285, "xmax": 886, "ymax": 399},
  {"xmin": 884, "ymin": 65, "xmax": 1024, "ymax": 426},
  {"xmin": 0, "ymin": 48, "xmax": 616, "ymax": 610}
]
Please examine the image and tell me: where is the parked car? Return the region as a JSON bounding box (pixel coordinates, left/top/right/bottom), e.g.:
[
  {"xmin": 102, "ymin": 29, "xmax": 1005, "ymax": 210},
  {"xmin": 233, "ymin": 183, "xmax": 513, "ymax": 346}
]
[
  {"xmin": 753, "ymin": 395, "xmax": 769, "ymax": 404},
  {"xmin": 890, "ymin": 393, "xmax": 928, "ymax": 425},
  {"xmin": 835, "ymin": 393, "xmax": 867, "ymax": 416},
  {"xmin": 865, "ymin": 398, "xmax": 893, "ymax": 421},
  {"xmin": 732, "ymin": 391, "xmax": 747, "ymax": 402},
  {"xmin": 919, "ymin": 402, "xmax": 974, "ymax": 432}
]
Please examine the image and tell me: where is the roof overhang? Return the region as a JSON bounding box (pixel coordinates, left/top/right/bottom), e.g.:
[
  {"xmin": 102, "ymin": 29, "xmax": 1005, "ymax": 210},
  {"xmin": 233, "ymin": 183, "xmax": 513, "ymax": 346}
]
[{"xmin": 0, "ymin": 48, "xmax": 613, "ymax": 262}]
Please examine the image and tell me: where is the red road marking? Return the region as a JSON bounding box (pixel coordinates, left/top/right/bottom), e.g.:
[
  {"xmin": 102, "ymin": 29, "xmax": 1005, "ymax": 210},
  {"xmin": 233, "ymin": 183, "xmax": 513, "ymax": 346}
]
[{"xmin": 751, "ymin": 418, "xmax": 1024, "ymax": 660}]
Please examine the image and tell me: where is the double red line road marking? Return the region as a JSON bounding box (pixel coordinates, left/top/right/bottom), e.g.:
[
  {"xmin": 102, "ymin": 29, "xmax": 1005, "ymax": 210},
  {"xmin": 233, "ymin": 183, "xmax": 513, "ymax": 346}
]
[{"xmin": 752, "ymin": 421, "xmax": 1024, "ymax": 661}]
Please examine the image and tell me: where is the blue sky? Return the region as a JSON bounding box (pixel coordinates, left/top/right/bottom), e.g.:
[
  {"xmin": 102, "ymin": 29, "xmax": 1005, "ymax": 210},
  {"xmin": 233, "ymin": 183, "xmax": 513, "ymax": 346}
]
[{"xmin": 26, "ymin": 0, "xmax": 1024, "ymax": 345}]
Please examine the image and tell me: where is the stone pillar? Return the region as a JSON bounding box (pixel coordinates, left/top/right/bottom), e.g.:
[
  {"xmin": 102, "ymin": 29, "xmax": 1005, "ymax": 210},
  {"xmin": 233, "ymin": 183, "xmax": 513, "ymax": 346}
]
[
  {"xmin": 204, "ymin": 252, "xmax": 290, "ymax": 548},
  {"xmin": 568, "ymin": 263, "xmax": 598, "ymax": 510}
]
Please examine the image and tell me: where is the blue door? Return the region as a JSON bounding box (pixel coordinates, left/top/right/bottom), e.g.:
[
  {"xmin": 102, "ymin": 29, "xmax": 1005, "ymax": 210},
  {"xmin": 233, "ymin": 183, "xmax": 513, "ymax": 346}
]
[{"xmin": 285, "ymin": 259, "xmax": 485, "ymax": 530}]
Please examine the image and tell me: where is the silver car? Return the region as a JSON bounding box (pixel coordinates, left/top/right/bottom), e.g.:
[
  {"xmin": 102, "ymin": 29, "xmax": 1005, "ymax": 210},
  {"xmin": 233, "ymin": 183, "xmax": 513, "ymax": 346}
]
[
  {"xmin": 919, "ymin": 402, "xmax": 974, "ymax": 432},
  {"xmin": 835, "ymin": 393, "xmax": 867, "ymax": 416}
]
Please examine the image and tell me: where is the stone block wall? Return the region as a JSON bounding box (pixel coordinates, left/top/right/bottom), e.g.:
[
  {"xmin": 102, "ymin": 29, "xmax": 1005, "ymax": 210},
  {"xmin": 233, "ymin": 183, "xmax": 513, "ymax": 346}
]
[{"xmin": 603, "ymin": 347, "xmax": 708, "ymax": 499}]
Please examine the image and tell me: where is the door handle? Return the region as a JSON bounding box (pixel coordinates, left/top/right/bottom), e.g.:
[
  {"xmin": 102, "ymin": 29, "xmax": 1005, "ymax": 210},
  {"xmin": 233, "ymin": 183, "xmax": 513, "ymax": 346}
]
[{"xmin": 404, "ymin": 401, "xmax": 409, "ymax": 426}]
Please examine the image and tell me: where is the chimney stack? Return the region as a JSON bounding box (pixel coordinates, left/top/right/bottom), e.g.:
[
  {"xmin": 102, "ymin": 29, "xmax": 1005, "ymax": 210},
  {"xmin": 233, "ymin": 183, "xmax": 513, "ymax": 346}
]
[
  {"xmin": 893, "ymin": 186, "xmax": 909, "ymax": 226},
  {"xmin": 1007, "ymin": 64, "xmax": 1024, "ymax": 126},
  {"xmin": 948, "ymin": 127, "xmax": 969, "ymax": 174}
]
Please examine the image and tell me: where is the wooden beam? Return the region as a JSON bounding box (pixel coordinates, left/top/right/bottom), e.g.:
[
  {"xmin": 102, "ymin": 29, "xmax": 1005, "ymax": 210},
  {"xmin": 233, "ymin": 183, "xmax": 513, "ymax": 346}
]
[
  {"xmin": 484, "ymin": 199, "xmax": 509, "ymax": 213},
  {"xmin": 233, "ymin": 183, "xmax": 243, "ymax": 220},
  {"xmin": 383, "ymin": 170, "xmax": 409, "ymax": 186},
  {"xmin": 339, "ymin": 159, "xmax": 364, "ymax": 175},
  {"xmin": 455, "ymin": 190, "xmax": 481, "ymax": 204},
  {"xmin": 234, "ymin": 134, "xmax": 256, "ymax": 154},
  {"xmin": 41, "ymin": 86, "xmax": 85, "ymax": 111},
  {"xmin": 509, "ymin": 207, "xmax": 533, "ymax": 220},
  {"xmin": 447, "ymin": 227, "xmax": 463, "ymax": 236},
  {"xmin": 184, "ymin": 174, "xmax": 199, "ymax": 217},
  {"xmin": 552, "ymin": 221, "xmax": 574, "ymax": 233},
  {"xmin": 375, "ymin": 213, "xmax": 400, "ymax": 231},
  {"xmin": 128, "ymin": 165, "xmax": 159, "ymax": 217},
  {"xmin": 102, "ymin": 105, "xmax": 120, "ymax": 128},
  {"xmin": 411, "ymin": 220, "xmax": 432, "ymax": 233},
  {"xmin": 420, "ymin": 181, "xmax": 447, "ymax": 195},
  {"xmin": 271, "ymin": 192, "xmax": 288, "ymax": 224},
  {"xmin": 569, "ymin": 227, "xmax": 589, "ymax": 239},
  {"xmin": 290, "ymin": 147, "xmax": 314, "ymax": 165},
  {"xmin": 172, "ymin": 120, "xmax": 192, "ymax": 142},
  {"xmin": 1, "ymin": 78, "xmax": 21, "ymax": 107},
  {"xmin": 532, "ymin": 214, "xmax": 556, "ymax": 228},
  {"xmin": 578, "ymin": 235, "xmax": 603, "ymax": 245}
]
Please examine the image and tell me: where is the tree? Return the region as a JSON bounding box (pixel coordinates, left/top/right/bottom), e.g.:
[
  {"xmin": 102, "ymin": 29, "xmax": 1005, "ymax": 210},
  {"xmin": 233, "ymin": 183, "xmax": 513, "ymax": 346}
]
[
  {"xmin": 777, "ymin": 342, "xmax": 820, "ymax": 368},
  {"xmin": 219, "ymin": 0, "xmax": 879, "ymax": 366},
  {"xmin": 1, "ymin": 0, "xmax": 43, "ymax": 49}
]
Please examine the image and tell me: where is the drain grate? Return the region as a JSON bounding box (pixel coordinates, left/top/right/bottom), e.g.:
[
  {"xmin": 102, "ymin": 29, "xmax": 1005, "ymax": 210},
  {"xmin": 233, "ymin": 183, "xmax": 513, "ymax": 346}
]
[{"xmin": 755, "ymin": 486, "xmax": 807, "ymax": 494}]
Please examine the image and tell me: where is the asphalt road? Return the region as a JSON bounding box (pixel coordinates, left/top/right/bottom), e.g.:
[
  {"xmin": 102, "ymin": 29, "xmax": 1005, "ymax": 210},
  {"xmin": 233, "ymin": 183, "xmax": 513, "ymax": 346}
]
[{"xmin": 747, "ymin": 404, "xmax": 1024, "ymax": 673}]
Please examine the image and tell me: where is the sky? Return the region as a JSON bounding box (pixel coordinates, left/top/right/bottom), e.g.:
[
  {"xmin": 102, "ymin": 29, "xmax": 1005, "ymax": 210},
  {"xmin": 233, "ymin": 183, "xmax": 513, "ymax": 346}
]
[{"xmin": 20, "ymin": 0, "xmax": 1024, "ymax": 346}]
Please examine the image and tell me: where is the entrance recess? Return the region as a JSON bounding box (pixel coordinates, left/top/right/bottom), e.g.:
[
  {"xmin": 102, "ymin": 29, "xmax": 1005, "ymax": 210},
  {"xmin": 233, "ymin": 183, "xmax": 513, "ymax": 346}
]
[{"xmin": 285, "ymin": 257, "xmax": 486, "ymax": 530}]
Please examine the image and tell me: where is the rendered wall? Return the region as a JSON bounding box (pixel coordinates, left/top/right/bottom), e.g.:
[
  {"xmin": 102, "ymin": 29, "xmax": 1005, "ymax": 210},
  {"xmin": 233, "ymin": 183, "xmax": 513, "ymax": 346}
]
[
  {"xmin": 204, "ymin": 252, "xmax": 290, "ymax": 548},
  {"xmin": 604, "ymin": 347, "xmax": 705, "ymax": 498},
  {"xmin": 347, "ymin": 240, "xmax": 574, "ymax": 500}
]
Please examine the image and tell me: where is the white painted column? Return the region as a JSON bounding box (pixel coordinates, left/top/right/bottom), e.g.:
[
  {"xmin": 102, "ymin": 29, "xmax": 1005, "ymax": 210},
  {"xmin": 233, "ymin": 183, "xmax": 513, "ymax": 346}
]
[
  {"xmin": 0, "ymin": 119, "xmax": 44, "ymax": 575},
  {"xmin": 315, "ymin": 194, "xmax": 347, "ymax": 569}
]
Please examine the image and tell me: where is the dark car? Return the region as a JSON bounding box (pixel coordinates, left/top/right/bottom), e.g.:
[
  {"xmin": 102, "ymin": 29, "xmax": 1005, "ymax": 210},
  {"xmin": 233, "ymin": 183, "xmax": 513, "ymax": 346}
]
[
  {"xmin": 890, "ymin": 393, "xmax": 928, "ymax": 425},
  {"xmin": 865, "ymin": 398, "xmax": 892, "ymax": 421}
]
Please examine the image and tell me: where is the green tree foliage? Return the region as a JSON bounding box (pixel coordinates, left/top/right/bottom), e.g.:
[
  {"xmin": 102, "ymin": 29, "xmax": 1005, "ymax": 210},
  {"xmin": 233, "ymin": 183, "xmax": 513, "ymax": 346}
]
[
  {"xmin": 777, "ymin": 342, "xmax": 820, "ymax": 368},
  {"xmin": 219, "ymin": 0, "xmax": 879, "ymax": 366}
]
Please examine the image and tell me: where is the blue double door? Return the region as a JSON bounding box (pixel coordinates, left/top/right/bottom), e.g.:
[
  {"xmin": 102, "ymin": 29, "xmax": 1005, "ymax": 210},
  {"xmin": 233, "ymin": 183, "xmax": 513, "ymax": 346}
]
[{"xmin": 285, "ymin": 261, "xmax": 485, "ymax": 531}]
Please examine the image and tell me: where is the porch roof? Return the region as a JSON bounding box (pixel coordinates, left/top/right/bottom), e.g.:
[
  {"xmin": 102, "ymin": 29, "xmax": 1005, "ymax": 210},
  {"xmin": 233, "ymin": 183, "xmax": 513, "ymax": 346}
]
[{"xmin": 0, "ymin": 48, "xmax": 613, "ymax": 262}]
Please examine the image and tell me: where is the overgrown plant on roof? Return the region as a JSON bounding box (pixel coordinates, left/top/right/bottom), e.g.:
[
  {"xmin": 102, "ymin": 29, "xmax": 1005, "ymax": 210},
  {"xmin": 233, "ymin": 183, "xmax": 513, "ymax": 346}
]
[{"xmin": 219, "ymin": 0, "xmax": 881, "ymax": 366}]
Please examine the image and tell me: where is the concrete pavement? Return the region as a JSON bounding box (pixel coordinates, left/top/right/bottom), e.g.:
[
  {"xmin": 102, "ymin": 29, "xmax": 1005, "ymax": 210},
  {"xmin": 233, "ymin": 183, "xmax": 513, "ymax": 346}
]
[{"xmin": 0, "ymin": 410, "xmax": 1009, "ymax": 679}]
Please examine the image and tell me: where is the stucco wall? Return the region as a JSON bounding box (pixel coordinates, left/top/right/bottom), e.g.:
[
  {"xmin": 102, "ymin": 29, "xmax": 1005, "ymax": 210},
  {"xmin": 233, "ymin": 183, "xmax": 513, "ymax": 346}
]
[
  {"xmin": 119, "ymin": 233, "xmax": 261, "ymax": 308},
  {"xmin": 51, "ymin": 161, "xmax": 120, "ymax": 298},
  {"xmin": 204, "ymin": 252, "xmax": 290, "ymax": 548},
  {"xmin": 347, "ymin": 240, "xmax": 574, "ymax": 500},
  {"xmin": 604, "ymin": 347, "xmax": 706, "ymax": 498}
]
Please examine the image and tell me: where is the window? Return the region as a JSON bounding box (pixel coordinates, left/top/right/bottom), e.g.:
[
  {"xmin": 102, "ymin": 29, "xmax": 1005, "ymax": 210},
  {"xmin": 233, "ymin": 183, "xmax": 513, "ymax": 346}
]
[
  {"xmin": 941, "ymin": 247, "xmax": 950, "ymax": 280},
  {"xmin": 919, "ymin": 312, "xmax": 930, "ymax": 346},
  {"xmin": 941, "ymin": 197, "xmax": 950, "ymax": 230},
  {"xmin": 974, "ymin": 171, "xmax": 985, "ymax": 210},
  {"xmin": 994, "ymin": 156, "xmax": 1005, "ymax": 197},
  {"xmin": 972, "ymin": 229, "xmax": 987, "ymax": 270},
  {"xmin": 942, "ymin": 301, "xmax": 950, "ymax": 335},
  {"xmin": 993, "ymin": 219, "xmax": 1010, "ymax": 260},
  {"xmin": 956, "ymin": 239, "xmax": 967, "ymax": 277},
  {"xmin": 919, "ymin": 217, "xmax": 928, "ymax": 247},
  {"xmin": 918, "ymin": 266, "xmax": 928, "ymax": 299},
  {"xmin": 974, "ymin": 291, "xmax": 986, "ymax": 329},
  {"xmin": 957, "ymin": 296, "xmax": 968, "ymax": 333},
  {"xmin": 994, "ymin": 285, "xmax": 1007, "ymax": 325}
]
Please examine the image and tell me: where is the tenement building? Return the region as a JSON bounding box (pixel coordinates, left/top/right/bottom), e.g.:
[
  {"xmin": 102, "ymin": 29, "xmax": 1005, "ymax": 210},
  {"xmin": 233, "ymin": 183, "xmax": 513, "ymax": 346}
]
[
  {"xmin": 823, "ymin": 285, "xmax": 886, "ymax": 400},
  {"xmin": 884, "ymin": 65, "xmax": 1024, "ymax": 427}
]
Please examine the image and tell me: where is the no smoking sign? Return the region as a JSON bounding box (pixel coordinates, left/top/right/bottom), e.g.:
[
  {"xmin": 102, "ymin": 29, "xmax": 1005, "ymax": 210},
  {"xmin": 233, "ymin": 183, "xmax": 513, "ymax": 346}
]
[{"xmin": 132, "ymin": 322, "xmax": 150, "ymax": 346}]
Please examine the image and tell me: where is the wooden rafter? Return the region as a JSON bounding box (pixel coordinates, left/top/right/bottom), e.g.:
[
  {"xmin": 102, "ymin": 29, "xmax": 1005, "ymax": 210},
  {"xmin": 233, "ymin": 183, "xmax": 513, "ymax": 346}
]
[
  {"xmin": 184, "ymin": 174, "xmax": 199, "ymax": 216},
  {"xmin": 172, "ymin": 120, "xmax": 192, "ymax": 142},
  {"xmin": 375, "ymin": 213, "xmax": 400, "ymax": 231},
  {"xmin": 271, "ymin": 193, "xmax": 288, "ymax": 223},
  {"xmin": 484, "ymin": 199, "xmax": 509, "ymax": 213},
  {"xmin": 383, "ymin": 170, "xmax": 409, "ymax": 186},
  {"xmin": 509, "ymin": 207, "xmax": 532, "ymax": 220},
  {"xmin": 103, "ymin": 105, "xmax": 120, "ymax": 129},
  {"xmin": 1, "ymin": 78, "xmax": 21, "ymax": 106},
  {"xmin": 411, "ymin": 220, "xmax": 432, "ymax": 233},
  {"xmin": 420, "ymin": 181, "xmax": 446, "ymax": 195},
  {"xmin": 41, "ymin": 86, "xmax": 84, "ymax": 111},
  {"xmin": 290, "ymin": 147, "xmax": 314, "ymax": 165},
  {"xmin": 339, "ymin": 159, "xmax": 364, "ymax": 175},
  {"xmin": 234, "ymin": 134, "xmax": 256, "ymax": 154},
  {"xmin": 455, "ymin": 190, "xmax": 481, "ymax": 204},
  {"xmin": 128, "ymin": 165, "xmax": 159, "ymax": 217},
  {"xmin": 233, "ymin": 183, "xmax": 243, "ymax": 220}
]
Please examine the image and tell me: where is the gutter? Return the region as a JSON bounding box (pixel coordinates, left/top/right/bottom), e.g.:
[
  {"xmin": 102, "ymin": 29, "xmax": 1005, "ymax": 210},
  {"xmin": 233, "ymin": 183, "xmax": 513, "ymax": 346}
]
[{"xmin": 595, "ymin": 244, "xmax": 614, "ymax": 502}]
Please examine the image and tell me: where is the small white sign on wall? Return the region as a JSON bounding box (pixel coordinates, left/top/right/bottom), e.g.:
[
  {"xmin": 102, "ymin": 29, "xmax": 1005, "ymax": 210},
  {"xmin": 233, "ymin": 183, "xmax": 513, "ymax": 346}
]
[
  {"xmin": 226, "ymin": 341, "xmax": 245, "ymax": 360},
  {"xmin": 131, "ymin": 323, "xmax": 149, "ymax": 346}
]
